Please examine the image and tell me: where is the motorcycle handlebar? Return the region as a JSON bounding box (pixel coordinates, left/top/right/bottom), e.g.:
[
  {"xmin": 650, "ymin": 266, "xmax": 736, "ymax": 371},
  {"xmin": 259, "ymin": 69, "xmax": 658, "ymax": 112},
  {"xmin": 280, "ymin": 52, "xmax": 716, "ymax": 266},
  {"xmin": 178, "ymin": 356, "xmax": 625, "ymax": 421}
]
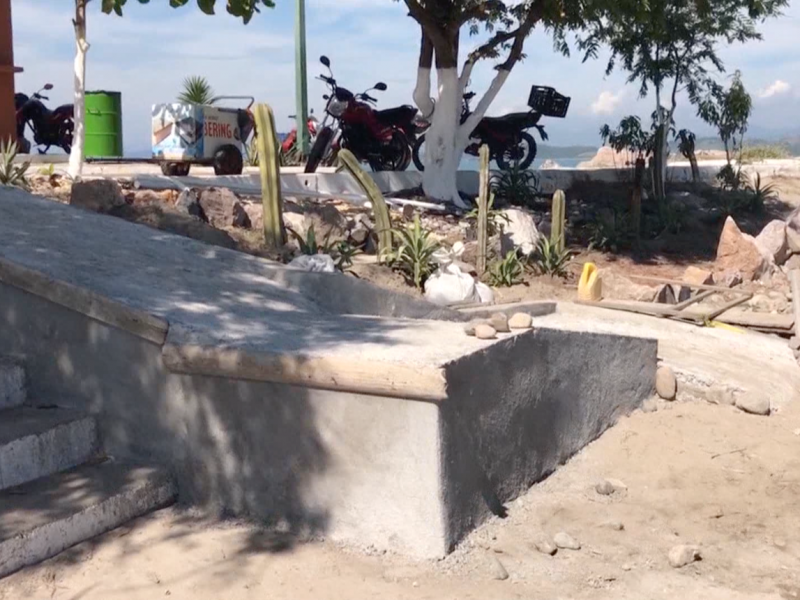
[{"xmin": 359, "ymin": 93, "xmax": 377, "ymax": 104}]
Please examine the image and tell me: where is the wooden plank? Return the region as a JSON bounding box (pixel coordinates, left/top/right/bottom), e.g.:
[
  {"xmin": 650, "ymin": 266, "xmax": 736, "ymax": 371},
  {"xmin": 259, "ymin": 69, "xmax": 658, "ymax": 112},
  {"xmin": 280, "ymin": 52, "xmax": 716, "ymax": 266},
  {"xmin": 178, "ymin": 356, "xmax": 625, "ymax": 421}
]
[
  {"xmin": 0, "ymin": 258, "xmax": 169, "ymax": 345},
  {"xmin": 705, "ymin": 293, "xmax": 753, "ymax": 321},
  {"xmin": 674, "ymin": 289, "xmax": 716, "ymax": 311},
  {"xmin": 629, "ymin": 274, "xmax": 751, "ymax": 295}
]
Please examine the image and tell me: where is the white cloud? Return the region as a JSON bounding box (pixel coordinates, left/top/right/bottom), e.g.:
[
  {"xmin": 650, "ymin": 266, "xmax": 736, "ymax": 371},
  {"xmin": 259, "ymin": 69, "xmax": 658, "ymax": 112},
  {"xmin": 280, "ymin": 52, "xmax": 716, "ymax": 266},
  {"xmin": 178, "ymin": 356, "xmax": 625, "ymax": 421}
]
[
  {"xmin": 758, "ymin": 80, "xmax": 791, "ymax": 99},
  {"xmin": 590, "ymin": 90, "xmax": 625, "ymax": 115}
]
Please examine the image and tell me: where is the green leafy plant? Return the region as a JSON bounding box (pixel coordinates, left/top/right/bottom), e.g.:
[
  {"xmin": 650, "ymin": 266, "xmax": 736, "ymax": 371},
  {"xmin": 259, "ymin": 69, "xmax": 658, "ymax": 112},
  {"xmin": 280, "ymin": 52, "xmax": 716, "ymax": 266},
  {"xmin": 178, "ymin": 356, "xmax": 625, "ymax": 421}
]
[
  {"xmin": 287, "ymin": 224, "xmax": 333, "ymax": 256},
  {"xmin": 587, "ymin": 209, "xmax": 635, "ymax": 252},
  {"xmin": 331, "ymin": 240, "xmax": 360, "ymax": 272},
  {"xmin": 529, "ymin": 236, "xmax": 571, "ymax": 277},
  {"xmin": 490, "ymin": 165, "xmax": 539, "ymax": 207},
  {"xmin": 647, "ymin": 201, "xmax": 687, "ymax": 236},
  {"xmin": 0, "ymin": 140, "xmax": 30, "ymax": 190},
  {"xmin": 387, "ymin": 216, "xmax": 440, "ymax": 289},
  {"xmin": 740, "ymin": 144, "xmax": 791, "ymax": 163},
  {"xmin": 699, "ymin": 71, "xmax": 752, "ymax": 175},
  {"xmin": 488, "ymin": 250, "xmax": 524, "ymax": 287},
  {"xmin": 745, "ymin": 172, "xmax": 777, "ymax": 213},
  {"xmin": 177, "ymin": 76, "xmax": 216, "ymax": 105},
  {"xmin": 466, "ymin": 192, "xmax": 508, "ymax": 236},
  {"xmin": 716, "ymin": 163, "xmax": 748, "ymax": 192}
]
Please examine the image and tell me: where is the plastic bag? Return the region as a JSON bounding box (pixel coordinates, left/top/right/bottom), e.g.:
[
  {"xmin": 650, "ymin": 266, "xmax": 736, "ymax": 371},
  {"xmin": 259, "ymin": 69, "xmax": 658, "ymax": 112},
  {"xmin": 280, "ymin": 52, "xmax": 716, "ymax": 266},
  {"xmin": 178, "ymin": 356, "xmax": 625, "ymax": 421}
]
[
  {"xmin": 288, "ymin": 254, "xmax": 336, "ymax": 273},
  {"xmin": 424, "ymin": 264, "xmax": 476, "ymax": 306}
]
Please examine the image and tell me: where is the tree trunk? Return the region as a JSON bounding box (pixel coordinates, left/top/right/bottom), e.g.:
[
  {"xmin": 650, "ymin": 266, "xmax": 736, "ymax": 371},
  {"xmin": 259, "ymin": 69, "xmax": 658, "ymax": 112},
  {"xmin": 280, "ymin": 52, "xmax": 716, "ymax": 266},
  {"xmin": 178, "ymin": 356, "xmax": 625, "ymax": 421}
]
[
  {"xmin": 689, "ymin": 153, "xmax": 699, "ymax": 184},
  {"xmin": 652, "ymin": 123, "xmax": 667, "ymax": 204},
  {"xmin": 68, "ymin": 0, "xmax": 88, "ymax": 180}
]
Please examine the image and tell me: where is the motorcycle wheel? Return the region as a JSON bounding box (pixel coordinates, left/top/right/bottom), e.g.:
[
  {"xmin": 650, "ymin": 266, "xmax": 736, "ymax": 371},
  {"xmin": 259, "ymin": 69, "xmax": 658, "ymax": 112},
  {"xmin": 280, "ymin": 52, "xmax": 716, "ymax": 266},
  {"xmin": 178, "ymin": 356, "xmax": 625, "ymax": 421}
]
[
  {"xmin": 496, "ymin": 132, "xmax": 537, "ymax": 171},
  {"xmin": 213, "ymin": 144, "xmax": 244, "ymax": 176},
  {"xmin": 305, "ymin": 127, "xmax": 334, "ymax": 174},
  {"xmin": 371, "ymin": 131, "xmax": 409, "ymax": 172},
  {"xmin": 411, "ymin": 134, "xmax": 426, "ymax": 172}
]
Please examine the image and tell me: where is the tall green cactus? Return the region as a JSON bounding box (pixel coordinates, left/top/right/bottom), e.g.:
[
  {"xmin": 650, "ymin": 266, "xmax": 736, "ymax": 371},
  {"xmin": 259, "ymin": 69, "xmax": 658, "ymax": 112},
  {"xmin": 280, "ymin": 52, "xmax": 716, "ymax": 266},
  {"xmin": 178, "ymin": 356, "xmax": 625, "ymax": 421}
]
[
  {"xmin": 337, "ymin": 149, "xmax": 392, "ymax": 259},
  {"xmin": 476, "ymin": 144, "xmax": 490, "ymax": 276},
  {"xmin": 253, "ymin": 103, "xmax": 286, "ymax": 249},
  {"xmin": 551, "ymin": 189, "xmax": 566, "ymax": 253}
]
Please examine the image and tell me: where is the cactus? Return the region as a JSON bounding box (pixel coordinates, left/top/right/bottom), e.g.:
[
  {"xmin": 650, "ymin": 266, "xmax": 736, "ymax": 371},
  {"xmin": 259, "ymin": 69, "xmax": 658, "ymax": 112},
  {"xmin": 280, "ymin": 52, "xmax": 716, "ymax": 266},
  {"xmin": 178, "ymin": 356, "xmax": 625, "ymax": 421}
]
[
  {"xmin": 337, "ymin": 149, "xmax": 392, "ymax": 259},
  {"xmin": 476, "ymin": 144, "xmax": 490, "ymax": 276},
  {"xmin": 551, "ymin": 189, "xmax": 566, "ymax": 253},
  {"xmin": 253, "ymin": 103, "xmax": 286, "ymax": 249}
]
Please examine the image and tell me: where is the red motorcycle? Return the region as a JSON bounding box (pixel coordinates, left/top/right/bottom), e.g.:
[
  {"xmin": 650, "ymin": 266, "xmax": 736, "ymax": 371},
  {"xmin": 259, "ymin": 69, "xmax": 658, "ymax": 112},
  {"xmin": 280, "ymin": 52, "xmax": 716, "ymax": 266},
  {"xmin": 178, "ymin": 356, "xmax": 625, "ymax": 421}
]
[
  {"xmin": 281, "ymin": 110, "xmax": 319, "ymax": 155},
  {"xmin": 15, "ymin": 83, "xmax": 74, "ymax": 155},
  {"xmin": 305, "ymin": 56, "xmax": 417, "ymax": 174}
]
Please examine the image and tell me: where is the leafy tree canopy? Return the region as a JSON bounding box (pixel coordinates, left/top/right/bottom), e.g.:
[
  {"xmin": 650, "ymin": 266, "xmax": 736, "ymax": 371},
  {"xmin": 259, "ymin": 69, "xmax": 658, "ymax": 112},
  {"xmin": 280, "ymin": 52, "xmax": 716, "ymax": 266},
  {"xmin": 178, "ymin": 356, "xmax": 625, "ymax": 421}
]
[{"xmin": 99, "ymin": 0, "xmax": 275, "ymax": 23}]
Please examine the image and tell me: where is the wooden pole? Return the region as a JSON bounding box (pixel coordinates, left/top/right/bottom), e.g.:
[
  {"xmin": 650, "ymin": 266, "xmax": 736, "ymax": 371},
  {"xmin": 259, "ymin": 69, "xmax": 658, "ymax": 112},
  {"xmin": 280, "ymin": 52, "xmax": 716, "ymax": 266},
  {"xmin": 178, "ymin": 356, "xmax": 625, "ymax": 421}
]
[{"xmin": 476, "ymin": 144, "xmax": 490, "ymax": 276}]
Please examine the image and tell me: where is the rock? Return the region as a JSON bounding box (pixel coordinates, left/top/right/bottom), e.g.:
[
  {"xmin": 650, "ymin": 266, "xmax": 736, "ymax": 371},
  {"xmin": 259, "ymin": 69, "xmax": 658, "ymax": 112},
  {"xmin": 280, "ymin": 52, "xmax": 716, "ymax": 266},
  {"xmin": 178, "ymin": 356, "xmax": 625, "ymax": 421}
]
[
  {"xmin": 682, "ymin": 266, "xmax": 714, "ymax": 287},
  {"xmin": 174, "ymin": 189, "xmax": 204, "ymax": 220},
  {"xmin": 786, "ymin": 206, "xmax": 800, "ymax": 253},
  {"xmin": 197, "ymin": 188, "xmax": 250, "ymax": 229},
  {"xmin": 707, "ymin": 386, "xmax": 736, "ymax": 406},
  {"xmin": 490, "ymin": 313, "xmax": 510, "ymax": 333},
  {"xmin": 508, "ymin": 313, "xmax": 533, "ymax": 329},
  {"xmin": 242, "ymin": 202, "xmax": 263, "ymax": 231},
  {"xmin": 349, "ymin": 222, "xmax": 371, "ymax": 246},
  {"xmin": 532, "ymin": 535, "xmax": 557, "ymax": 556},
  {"xmin": 577, "ymin": 146, "xmax": 628, "ymax": 169},
  {"xmin": 554, "ymin": 532, "xmax": 581, "ymax": 551},
  {"xmin": 402, "ymin": 204, "xmax": 415, "ymax": 222},
  {"xmin": 641, "ymin": 398, "xmax": 659, "ymax": 413},
  {"xmin": 756, "ymin": 220, "xmax": 790, "ymax": 266},
  {"xmin": 596, "ymin": 478, "xmax": 627, "ymax": 495},
  {"xmin": 668, "ymin": 545, "xmax": 701, "ymax": 568},
  {"xmin": 287, "ymin": 254, "xmax": 336, "ymax": 273},
  {"xmin": 603, "ymin": 273, "xmax": 657, "ymax": 302},
  {"xmin": 283, "ymin": 211, "xmax": 305, "ymax": 236},
  {"xmin": 475, "ymin": 324, "xmax": 497, "ymax": 340},
  {"xmin": 489, "ymin": 555, "xmax": 509, "ymax": 580},
  {"xmin": 304, "ymin": 204, "xmax": 347, "ymax": 241},
  {"xmin": 735, "ymin": 394, "xmax": 771, "ymax": 416},
  {"xmin": 715, "ymin": 216, "xmax": 772, "ymax": 282},
  {"xmin": 790, "ymin": 336, "xmax": 800, "ymax": 351},
  {"xmin": 655, "ymin": 366, "xmax": 678, "ymax": 400},
  {"xmin": 127, "ymin": 189, "xmax": 166, "ymax": 206},
  {"xmin": 784, "ymin": 254, "xmax": 800, "ymax": 271},
  {"xmin": 600, "ymin": 520, "xmax": 625, "ymax": 531},
  {"xmin": 540, "ymin": 159, "xmax": 560, "ymax": 169},
  {"xmin": 719, "ymin": 270, "xmax": 744, "ymax": 288},
  {"xmin": 499, "ymin": 208, "xmax": 541, "ymax": 255},
  {"xmin": 464, "ymin": 320, "xmax": 486, "ymax": 336},
  {"xmin": 668, "ymin": 191, "xmax": 707, "ymax": 211},
  {"xmin": 655, "ymin": 284, "xmax": 677, "ymax": 305},
  {"xmin": 70, "ymin": 179, "xmax": 125, "ymax": 213}
]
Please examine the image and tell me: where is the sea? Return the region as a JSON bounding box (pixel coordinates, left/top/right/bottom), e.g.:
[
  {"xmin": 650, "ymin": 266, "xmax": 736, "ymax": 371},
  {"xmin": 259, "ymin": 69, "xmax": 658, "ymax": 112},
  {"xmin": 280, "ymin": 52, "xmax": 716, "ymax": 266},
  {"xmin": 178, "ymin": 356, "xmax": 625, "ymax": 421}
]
[{"xmin": 457, "ymin": 155, "xmax": 582, "ymax": 171}]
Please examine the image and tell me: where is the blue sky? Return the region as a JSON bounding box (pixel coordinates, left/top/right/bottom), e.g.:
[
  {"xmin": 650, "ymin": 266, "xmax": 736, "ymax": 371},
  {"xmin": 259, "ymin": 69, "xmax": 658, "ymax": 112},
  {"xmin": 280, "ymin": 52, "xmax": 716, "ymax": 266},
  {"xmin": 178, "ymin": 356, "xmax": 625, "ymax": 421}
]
[{"xmin": 11, "ymin": 0, "xmax": 800, "ymax": 155}]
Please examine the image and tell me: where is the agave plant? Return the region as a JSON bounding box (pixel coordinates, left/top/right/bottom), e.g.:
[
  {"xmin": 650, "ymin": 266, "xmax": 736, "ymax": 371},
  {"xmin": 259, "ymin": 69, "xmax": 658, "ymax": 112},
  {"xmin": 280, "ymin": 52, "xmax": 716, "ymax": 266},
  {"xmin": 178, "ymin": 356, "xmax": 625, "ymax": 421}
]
[
  {"xmin": 529, "ymin": 236, "xmax": 572, "ymax": 277},
  {"xmin": 388, "ymin": 216, "xmax": 441, "ymax": 289},
  {"xmin": 0, "ymin": 139, "xmax": 30, "ymax": 190},
  {"xmin": 177, "ymin": 76, "xmax": 216, "ymax": 105},
  {"xmin": 487, "ymin": 250, "xmax": 524, "ymax": 287}
]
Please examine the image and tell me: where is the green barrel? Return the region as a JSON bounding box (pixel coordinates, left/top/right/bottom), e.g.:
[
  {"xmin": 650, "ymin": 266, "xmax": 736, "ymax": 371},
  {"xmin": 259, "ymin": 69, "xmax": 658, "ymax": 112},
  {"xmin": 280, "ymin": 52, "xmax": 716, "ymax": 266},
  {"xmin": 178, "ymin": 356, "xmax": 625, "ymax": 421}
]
[{"xmin": 84, "ymin": 91, "xmax": 123, "ymax": 157}]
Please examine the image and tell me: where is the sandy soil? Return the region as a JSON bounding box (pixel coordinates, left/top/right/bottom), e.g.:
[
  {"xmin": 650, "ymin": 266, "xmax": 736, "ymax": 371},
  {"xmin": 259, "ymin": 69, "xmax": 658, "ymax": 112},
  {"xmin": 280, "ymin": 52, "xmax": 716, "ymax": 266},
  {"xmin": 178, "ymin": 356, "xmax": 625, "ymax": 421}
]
[{"xmin": 2, "ymin": 397, "xmax": 799, "ymax": 600}]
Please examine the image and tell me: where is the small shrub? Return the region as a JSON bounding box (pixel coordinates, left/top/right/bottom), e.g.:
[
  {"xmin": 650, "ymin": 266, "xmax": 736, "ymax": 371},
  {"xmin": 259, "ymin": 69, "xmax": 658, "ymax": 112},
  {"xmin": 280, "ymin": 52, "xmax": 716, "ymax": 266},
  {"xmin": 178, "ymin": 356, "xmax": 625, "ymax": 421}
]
[
  {"xmin": 716, "ymin": 163, "xmax": 748, "ymax": 192},
  {"xmin": 587, "ymin": 209, "xmax": 634, "ymax": 252},
  {"xmin": 490, "ymin": 165, "xmax": 539, "ymax": 207},
  {"xmin": 529, "ymin": 236, "xmax": 572, "ymax": 277},
  {"xmin": 745, "ymin": 172, "xmax": 777, "ymax": 212},
  {"xmin": 387, "ymin": 216, "xmax": 440, "ymax": 289},
  {"xmin": 287, "ymin": 224, "xmax": 333, "ymax": 256},
  {"xmin": 0, "ymin": 140, "xmax": 30, "ymax": 190},
  {"xmin": 331, "ymin": 240, "xmax": 360, "ymax": 272},
  {"xmin": 488, "ymin": 250, "xmax": 525, "ymax": 287},
  {"xmin": 647, "ymin": 201, "xmax": 687, "ymax": 236},
  {"xmin": 177, "ymin": 76, "xmax": 215, "ymax": 105}
]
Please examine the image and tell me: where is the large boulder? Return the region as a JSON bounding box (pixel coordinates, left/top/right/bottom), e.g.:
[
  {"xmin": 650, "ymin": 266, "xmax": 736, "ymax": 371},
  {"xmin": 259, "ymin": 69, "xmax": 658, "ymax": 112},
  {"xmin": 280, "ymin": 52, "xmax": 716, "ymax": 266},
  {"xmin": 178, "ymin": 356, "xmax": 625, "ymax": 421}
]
[
  {"xmin": 499, "ymin": 207, "xmax": 542, "ymax": 255},
  {"xmin": 302, "ymin": 204, "xmax": 348, "ymax": 242},
  {"xmin": 242, "ymin": 202, "xmax": 263, "ymax": 231},
  {"xmin": 197, "ymin": 188, "xmax": 250, "ymax": 229},
  {"xmin": 755, "ymin": 219, "xmax": 790, "ymax": 266},
  {"xmin": 70, "ymin": 179, "xmax": 125, "ymax": 213},
  {"xmin": 786, "ymin": 207, "xmax": 800, "ymax": 254},
  {"xmin": 715, "ymin": 216, "xmax": 772, "ymax": 282}
]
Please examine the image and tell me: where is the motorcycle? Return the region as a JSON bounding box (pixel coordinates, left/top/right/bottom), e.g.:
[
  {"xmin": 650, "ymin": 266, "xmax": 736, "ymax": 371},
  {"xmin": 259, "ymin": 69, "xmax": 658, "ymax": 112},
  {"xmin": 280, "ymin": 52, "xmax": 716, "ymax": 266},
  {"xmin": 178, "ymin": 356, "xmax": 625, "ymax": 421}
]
[
  {"xmin": 304, "ymin": 55, "xmax": 418, "ymax": 174},
  {"xmin": 15, "ymin": 84, "xmax": 74, "ymax": 155},
  {"xmin": 412, "ymin": 91, "xmax": 548, "ymax": 172},
  {"xmin": 281, "ymin": 110, "xmax": 319, "ymax": 155}
]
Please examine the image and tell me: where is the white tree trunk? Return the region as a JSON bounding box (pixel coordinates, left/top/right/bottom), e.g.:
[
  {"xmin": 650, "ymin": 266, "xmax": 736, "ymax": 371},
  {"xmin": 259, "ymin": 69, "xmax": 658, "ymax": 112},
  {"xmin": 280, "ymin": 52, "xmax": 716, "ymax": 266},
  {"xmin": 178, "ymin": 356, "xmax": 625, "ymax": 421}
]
[{"xmin": 68, "ymin": 3, "xmax": 88, "ymax": 180}]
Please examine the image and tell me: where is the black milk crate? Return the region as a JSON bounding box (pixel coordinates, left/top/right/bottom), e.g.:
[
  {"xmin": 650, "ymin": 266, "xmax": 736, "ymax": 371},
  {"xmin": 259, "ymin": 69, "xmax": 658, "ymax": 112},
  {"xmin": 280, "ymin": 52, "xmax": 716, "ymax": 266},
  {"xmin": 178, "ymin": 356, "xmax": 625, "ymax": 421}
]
[{"xmin": 528, "ymin": 86, "xmax": 571, "ymax": 118}]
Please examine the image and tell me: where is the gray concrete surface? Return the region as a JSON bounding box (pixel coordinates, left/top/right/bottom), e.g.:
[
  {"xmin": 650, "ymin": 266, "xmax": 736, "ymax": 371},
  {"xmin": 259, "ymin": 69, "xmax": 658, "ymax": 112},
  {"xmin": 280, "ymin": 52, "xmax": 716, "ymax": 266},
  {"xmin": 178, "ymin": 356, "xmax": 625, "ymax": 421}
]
[
  {"xmin": 0, "ymin": 460, "xmax": 176, "ymax": 578},
  {"xmin": 0, "ymin": 407, "xmax": 97, "ymax": 490},
  {"xmin": 0, "ymin": 359, "xmax": 24, "ymax": 410}
]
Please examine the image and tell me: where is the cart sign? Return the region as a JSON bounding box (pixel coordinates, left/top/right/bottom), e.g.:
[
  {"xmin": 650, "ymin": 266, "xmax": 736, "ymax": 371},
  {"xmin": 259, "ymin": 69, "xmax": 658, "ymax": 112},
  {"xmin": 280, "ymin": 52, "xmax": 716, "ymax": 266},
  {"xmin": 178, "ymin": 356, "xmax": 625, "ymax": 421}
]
[{"xmin": 152, "ymin": 104, "xmax": 245, "ymax": 161}]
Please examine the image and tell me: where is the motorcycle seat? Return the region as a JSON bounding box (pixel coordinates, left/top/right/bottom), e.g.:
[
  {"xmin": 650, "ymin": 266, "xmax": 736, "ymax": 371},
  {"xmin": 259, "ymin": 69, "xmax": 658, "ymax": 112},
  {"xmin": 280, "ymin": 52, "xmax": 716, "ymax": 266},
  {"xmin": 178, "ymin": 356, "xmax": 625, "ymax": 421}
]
[
  {"xmin": 53, "ymin": 105, "xmax": 74, "ymax": 119},
  {"xmin": 376, "ymin": 105, "xmax": 417, "ymax": 126}
]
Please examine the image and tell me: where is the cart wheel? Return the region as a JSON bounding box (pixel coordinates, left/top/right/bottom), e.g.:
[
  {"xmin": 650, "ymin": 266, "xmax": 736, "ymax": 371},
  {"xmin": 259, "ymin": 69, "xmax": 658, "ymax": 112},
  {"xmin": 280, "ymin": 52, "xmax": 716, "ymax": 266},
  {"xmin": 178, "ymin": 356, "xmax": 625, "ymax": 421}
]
[
  {"xmin": 161, "ymin": 162, "xmax": 191, "ymax": 177},
  {"xmin": 213, "ymin": 144, "xmax": 244, "ymax": 176}
]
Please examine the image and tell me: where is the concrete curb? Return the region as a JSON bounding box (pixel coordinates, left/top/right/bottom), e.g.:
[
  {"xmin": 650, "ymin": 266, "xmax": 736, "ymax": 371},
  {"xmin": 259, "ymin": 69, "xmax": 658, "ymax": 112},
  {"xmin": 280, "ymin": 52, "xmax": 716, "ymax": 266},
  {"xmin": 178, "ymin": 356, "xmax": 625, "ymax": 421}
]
[{"xmin": 0, "ymin": 359, "xmax": 25, "ymax": 410}]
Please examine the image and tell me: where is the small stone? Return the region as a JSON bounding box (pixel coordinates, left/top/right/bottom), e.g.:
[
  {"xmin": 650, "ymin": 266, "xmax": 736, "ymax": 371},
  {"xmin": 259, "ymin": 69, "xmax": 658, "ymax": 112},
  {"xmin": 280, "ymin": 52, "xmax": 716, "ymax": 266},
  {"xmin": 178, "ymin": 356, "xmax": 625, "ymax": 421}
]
[
  {"xmin": 532, "ymin": 535, "xmax": 557, "ymax": 556},
  {"xmin": 707, "ymin": 386, "xmax": 736, "ymax": 406},
  {"xmin": 774, "ymin": 538, "xmax": 787, "ymax": 550},
  {"xmin": 508, "ymin": 312, "xmax": 533, "ymax": 330},
  {"xmin": 655, "ymin": 366, "xmax": 678, "ymax": 400},
  {"xmin": 475, "ymin": 324, "xmax": 498, "ymax": 340},
  {"xmin": 719, "ymin": 271, "xmax": 744, "ymax": 288},
  {"xmin": 595, "ymin": 480, "xmax": 615, "ymax": 496},
  {"xmin": 600, "ymin": 520, "xmax": 625, "ymax": 531},
  {"xmin": 789, "ymin": 336, "xmax": 800, "ymax": 351},
  {"xmin": 621, "ymin": 563, "xmax": 634, "ymax": 571},
  {"xmin": 705, "ymin": 505, "xmax": 724, "ymax": 519},
  {"xmin": 641, "ymin": 398, "xmax": 658, "ymax": 413},
  {"xmin": 489, "ymin": 555, "xmax": 509, "ymax": 581},
  {"xmin": 735, "ymin": 394, "xmax": 771, "ymax": 416},
  {"xmin": 554, "ymin": 532, "xmax": 581, "ymax": 551},
  {"xmin": 668, "ymin": 544, "xmax": 701, "ymax": 568},
  {"xmin": 489, "ymin": 313, "xmax": 510, "ymax": 333},
  {"xmin": 402, "ymin": 204, "xmax": 415, "ymax": 222},
  {"xmin": 70, "ymin": 179, "xmax": 125, "ymax": 213}
]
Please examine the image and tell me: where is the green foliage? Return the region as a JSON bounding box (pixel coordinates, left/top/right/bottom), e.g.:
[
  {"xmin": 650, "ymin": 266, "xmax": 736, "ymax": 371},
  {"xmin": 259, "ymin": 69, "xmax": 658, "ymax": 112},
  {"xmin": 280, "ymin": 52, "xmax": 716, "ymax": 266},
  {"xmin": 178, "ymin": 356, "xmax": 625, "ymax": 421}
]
[
  {"xmin": 716, "ymin": 163, "xmax": 749, "ymax": 192},
  {"xmin": 331, "ymin": 240, "xmax": 361, "ymax": 273},
  {"xmin": 645, "ymin": 201, "xmax": 687, "ymax": 236},
  {"xmin": 490, "ymin": 165, "xmax": 539, "ymax": 207},
  {"xmin": 488, "ymin": 251, "xmax": 524, "ymax": 287},
  {"xmin": 466, "ymin": 193, "xmax": 508, "ymax": 236},
  {"xmin": 245, "ymin": 136, "xmax": 259, "ymax": 167},
  {"xmin": 740, "ymin": 144, "xmax": 791, "ymax": 163},
  {"xmin": 746, "ymin": 173, "xmax": 777, "ymax": 212},
  {"xmin": 287, "ymin": 225, "xmax": 332, "ymax": 256},
  {"xmin": 529, "ymin": 236, "xmax": 572, "ymax": 278},
  {"xmin": 177, "ymin": 76, "xmax": 215, "ymax": 105},
  {"xmin": 587, "ymin": 209, "xmax": 635, "ymax": 252},
  {"xmin": 0, "ymin": 140, "xmax": 30, "ymax": 190},
  {"xmin": 100, "ymin": 0, "xmax": 275, "ymax": 24},
  {"xmin": 387, "ymin": 216, "xmax": 440, "ymax": 289},
  {"xmin": 253, "ymin": 103, "xmax": 286, "ymax": 249},
  {"xmin": 699, "ymin": 71, "xmax": 752, "ymax": 167},
  {"xmin": 676, "ymin": 129, "xmax": 696, "ymax": 161},
  {"xmin": 600, "ymin": 116, "xmax": 653, "ymax": 164}
]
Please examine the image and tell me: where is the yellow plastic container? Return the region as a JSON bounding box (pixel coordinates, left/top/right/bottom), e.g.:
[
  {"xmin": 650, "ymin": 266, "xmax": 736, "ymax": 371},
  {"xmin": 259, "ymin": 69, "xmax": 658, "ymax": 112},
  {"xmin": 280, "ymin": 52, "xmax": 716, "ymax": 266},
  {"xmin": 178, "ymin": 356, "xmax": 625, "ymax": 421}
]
[{"xmin": 578, "ymin": 262, "xmax": 602, "ymax": 302}]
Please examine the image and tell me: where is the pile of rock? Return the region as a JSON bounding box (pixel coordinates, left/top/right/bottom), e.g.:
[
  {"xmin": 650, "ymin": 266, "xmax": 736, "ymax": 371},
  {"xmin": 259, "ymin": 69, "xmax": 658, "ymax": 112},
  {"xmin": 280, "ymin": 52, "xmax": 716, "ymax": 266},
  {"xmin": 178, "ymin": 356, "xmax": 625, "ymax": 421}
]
[{"xmin": 464, "ymin": 312, "xmax": 533, "ymax": 339}]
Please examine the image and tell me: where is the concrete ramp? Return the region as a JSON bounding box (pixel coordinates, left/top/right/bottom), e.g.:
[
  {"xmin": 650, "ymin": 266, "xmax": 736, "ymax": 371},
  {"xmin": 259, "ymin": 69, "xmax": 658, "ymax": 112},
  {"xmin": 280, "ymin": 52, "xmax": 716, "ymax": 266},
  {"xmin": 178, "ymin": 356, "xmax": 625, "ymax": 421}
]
[{"xmin": 0, "ymin": 187, "xmax": 656, "ymax": 557}]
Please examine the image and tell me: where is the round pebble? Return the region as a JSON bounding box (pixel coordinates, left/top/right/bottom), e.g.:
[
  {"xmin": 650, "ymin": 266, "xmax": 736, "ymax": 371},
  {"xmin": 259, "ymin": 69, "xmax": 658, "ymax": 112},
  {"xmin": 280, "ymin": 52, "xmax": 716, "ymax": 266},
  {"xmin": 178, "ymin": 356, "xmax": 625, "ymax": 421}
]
[{"xmin": 475, "ymin": 324, "xmax": 498, "ymax": 340}]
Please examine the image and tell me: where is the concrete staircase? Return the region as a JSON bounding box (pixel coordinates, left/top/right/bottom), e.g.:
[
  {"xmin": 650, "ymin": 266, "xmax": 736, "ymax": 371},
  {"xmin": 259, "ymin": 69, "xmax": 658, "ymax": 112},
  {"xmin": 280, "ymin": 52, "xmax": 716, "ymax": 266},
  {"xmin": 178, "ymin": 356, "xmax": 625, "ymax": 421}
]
[{"xmin": 0, "ymin": 357, "xmax": 175, "ymax": 578}]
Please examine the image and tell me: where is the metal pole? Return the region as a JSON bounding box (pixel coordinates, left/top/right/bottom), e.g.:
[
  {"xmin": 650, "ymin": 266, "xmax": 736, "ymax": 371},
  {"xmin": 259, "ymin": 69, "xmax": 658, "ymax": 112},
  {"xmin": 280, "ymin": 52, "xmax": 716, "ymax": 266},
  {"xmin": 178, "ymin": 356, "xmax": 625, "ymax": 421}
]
[{"xmin": 295, "ymin": 0, "xmax": 309, "ymax": 156}]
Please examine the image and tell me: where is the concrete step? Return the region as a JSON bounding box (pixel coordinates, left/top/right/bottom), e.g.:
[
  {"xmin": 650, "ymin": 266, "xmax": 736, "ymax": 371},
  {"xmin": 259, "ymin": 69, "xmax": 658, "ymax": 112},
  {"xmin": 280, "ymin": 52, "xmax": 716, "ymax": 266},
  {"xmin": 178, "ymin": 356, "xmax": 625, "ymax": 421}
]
[
  {"xmin": 0, "ymin": 459, "xmax": 176, "ymax": 577},
  {"xmin": 0, "ymin": 407, "xmax": 97, "ymax": 491},
  {"xmin": 0, "ymin": 359, "xmax": 25, "ymax": 409}
]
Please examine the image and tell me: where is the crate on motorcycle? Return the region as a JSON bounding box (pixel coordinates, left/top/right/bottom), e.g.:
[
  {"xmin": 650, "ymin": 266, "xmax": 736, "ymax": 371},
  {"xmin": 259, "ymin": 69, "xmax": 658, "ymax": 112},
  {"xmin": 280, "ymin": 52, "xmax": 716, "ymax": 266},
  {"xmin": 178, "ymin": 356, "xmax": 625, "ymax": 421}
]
[{"xmin": 528, "ymin": 86, "xmax": 571, "ymax": 118}]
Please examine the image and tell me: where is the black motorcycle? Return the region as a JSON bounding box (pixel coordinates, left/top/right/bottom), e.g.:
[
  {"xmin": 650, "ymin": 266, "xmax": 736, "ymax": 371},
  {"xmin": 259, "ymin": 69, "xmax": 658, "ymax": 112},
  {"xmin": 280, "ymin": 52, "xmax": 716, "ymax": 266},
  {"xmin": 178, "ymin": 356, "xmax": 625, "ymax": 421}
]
[
  {"xmin": 412, "ymin": 86, "xmax": 570, "ymax": 171},
  {"xmin": 305, "ymin": 56, "xmax": 418, "ymax": 174},
  {"xmin": 15, "ymin": 84, "xmax": 74, "ymax": 155}
]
